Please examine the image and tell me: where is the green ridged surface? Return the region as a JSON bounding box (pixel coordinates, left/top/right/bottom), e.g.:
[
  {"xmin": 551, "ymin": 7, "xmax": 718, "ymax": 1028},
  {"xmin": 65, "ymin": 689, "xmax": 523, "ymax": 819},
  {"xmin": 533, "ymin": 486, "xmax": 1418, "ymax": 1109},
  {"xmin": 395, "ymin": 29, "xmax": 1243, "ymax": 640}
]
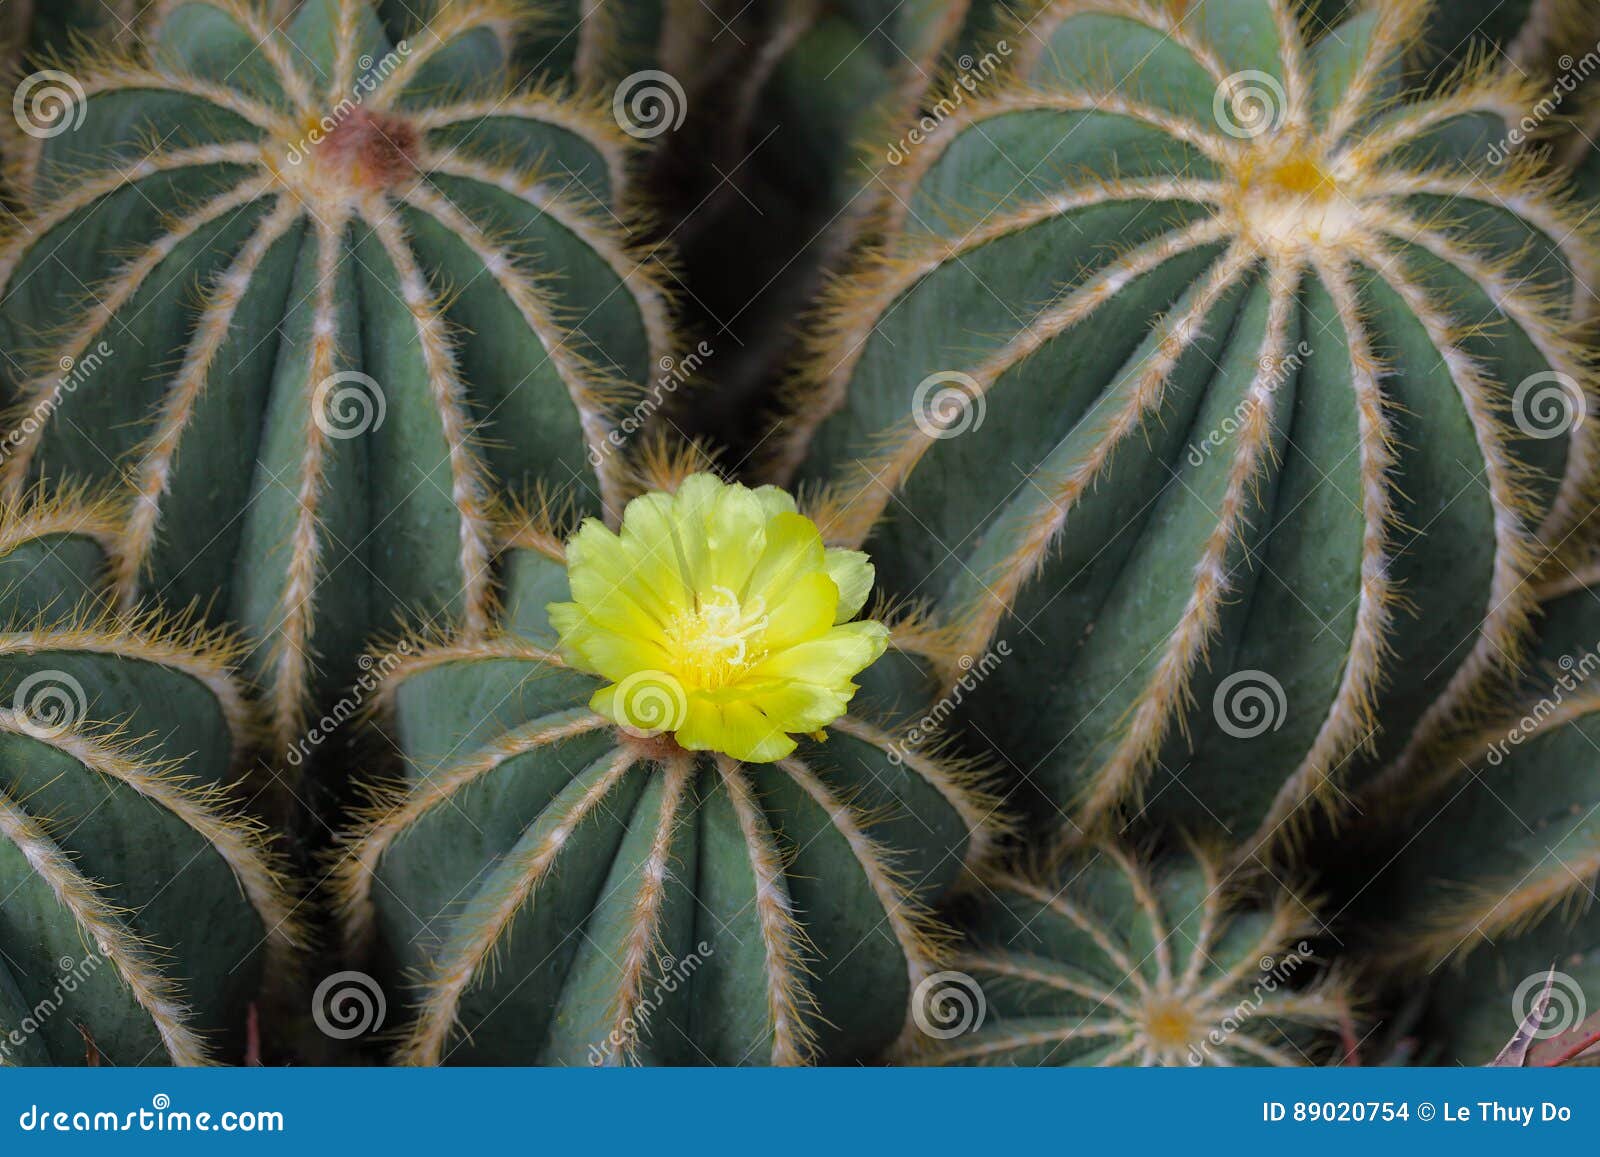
[
  {"xmin": 0, "ymin": 0, "xmax": 666, "ymax": 751},
  {"xmin": 0, "ymin": 508, "xmax": 277, "ymax": 1066},
  {"xmin": 793, "ymin": 0, "xmax": 1586, "ymax": 843},
  {"xmin": 912, "ymin": 843, "xmax": 1348, "ymax": 1065},
  {"xmin": 348, "ymin": 542, "xmax": 985, "ymax": 1065}
]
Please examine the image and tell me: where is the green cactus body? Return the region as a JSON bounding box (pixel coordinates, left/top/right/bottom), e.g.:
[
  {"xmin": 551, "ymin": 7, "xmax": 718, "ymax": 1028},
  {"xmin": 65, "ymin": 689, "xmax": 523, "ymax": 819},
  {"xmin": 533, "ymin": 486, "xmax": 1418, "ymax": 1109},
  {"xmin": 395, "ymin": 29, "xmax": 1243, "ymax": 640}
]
[
  {"xmin": 1363, "ymin": 561, "xmax": 1600, "ymax": 1064},
  {"xmin": 784, "ymin": 0, "xmax": 1596, "ymax": 850},
  {"xmin": 335, "ymin": 510, "xmax": 1000, "ymax": 1065},
  {"xmin": 908, "ymin": 841, "xmax": 1351, "ymax": 1065},
  {"xmin": 0, "ymin": 493, "xmax": 296, "ymax": 1065},
  {"xmin": 0, "ymin": 0, "xmax": 674, "ymax": 758}
]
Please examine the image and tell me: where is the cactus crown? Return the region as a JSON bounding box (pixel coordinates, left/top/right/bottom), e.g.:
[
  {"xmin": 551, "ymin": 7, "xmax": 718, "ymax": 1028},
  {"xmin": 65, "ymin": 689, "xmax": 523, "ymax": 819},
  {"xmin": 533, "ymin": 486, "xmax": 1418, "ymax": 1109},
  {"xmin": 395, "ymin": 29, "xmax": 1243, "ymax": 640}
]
[
  {"xmin": 782, "ymin": 0, "xmax": 1598, "ymax": 848},
  {"xmin": 910, "ymin": 842, "xmax": 1352, "ymax": 1066},
  {"xmin": 0, "ymin": 0, "xmax": 675, "ymax": 757}
]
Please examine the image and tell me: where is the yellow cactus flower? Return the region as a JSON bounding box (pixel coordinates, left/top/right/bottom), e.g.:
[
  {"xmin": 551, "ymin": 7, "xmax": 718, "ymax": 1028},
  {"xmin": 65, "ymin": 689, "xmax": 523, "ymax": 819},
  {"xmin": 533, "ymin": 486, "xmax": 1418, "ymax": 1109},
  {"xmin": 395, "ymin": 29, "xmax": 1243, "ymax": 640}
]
[{"xmin": 548, "ymin": 474, "xmax": 890, "ymax": 762}]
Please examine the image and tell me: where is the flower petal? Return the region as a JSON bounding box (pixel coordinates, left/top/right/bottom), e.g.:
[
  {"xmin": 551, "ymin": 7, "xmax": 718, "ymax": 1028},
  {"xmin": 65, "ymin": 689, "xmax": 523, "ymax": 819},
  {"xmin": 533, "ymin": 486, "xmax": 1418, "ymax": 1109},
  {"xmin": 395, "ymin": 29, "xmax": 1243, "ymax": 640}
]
[
  {"xmin": 823, "ymin": 548, "xmax": 875, "ymax": 623},
  {"xmin": 751, "ymin": 620, "xmax": 889, "ymax": 686},
  {"xmin": 760, "ymin": 571, "xmax": 839, "ymax": 652}
]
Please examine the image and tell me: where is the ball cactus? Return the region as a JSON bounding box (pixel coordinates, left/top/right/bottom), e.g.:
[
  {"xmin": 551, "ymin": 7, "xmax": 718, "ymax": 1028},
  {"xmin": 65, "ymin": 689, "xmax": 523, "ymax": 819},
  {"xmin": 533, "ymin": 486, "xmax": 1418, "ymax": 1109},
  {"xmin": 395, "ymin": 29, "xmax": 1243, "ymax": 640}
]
[
  {"xmin": 906, "ymin": 840, "xmax": 1352, "ymax": 1065},
  {"xmin": 335, "ymin": 473, "xmax": 1002, "ymax": 1064},
  {"xmin": 0, "ymin": 491, "xmax": 297, "ymax": 1065},
  {"xmin": 1359, "ymin": 559, "xmax": 1600, "ymax": 1064},
  {"xmin": 0, "ymin": 0, "xmax": 674, "ymax": 759},
  {"xmin": 782, "ymin": 0, "xmax": 1597, "ymax": 851}
]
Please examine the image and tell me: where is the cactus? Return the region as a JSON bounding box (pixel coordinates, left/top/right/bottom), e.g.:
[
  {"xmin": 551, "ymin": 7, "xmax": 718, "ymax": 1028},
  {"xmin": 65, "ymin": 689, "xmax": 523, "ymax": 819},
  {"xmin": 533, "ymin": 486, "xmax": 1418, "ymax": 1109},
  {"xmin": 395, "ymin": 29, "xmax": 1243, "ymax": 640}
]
[
  {"xmin": 1355, "ymin": 559, "xmax": 1600, "ymax": 1065},
  {"xmin": 907, "ymin": 840, "xmax": 1352, "ymax": 1065},
  {"xmin": 781, "ymin": 0, "xmax": 1597, "ymax": 851},
  {"xmin": 0, "ymin": 0, "xmax": 675, "ymax": 759},
  {"xmin": 334, "ymin": 472, "xmax": 1002, "ymax": 1064},
  {"xmin": 0, "ymin": 490, "xmax": 296, "ymax": 1065}
]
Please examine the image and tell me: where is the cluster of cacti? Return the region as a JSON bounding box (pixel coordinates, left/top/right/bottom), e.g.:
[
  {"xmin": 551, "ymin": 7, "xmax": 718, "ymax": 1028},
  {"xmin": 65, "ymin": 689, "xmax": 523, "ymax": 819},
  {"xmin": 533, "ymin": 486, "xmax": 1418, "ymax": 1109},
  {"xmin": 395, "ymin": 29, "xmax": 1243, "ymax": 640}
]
[{"xmin": 0, "ymin": 0, "xmax": 1597, "ymax": 1071}]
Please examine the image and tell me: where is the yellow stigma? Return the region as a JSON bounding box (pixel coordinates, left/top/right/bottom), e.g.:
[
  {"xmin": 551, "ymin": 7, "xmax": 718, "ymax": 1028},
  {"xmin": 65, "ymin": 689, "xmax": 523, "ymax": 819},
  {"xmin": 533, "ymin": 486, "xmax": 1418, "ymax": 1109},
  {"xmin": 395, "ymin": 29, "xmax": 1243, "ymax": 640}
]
[{"xmin": 664, "ymin": 586, "xmax": 771, "ymax": 690}]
